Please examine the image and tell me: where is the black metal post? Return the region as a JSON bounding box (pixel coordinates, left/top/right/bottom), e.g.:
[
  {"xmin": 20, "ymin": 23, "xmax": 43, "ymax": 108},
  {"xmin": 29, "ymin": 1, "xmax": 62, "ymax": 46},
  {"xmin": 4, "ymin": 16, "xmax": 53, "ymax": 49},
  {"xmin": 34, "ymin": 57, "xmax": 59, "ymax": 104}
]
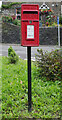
[{"xmin": 27, "ymin": 46, "xmax": 31, "ymax": 112}]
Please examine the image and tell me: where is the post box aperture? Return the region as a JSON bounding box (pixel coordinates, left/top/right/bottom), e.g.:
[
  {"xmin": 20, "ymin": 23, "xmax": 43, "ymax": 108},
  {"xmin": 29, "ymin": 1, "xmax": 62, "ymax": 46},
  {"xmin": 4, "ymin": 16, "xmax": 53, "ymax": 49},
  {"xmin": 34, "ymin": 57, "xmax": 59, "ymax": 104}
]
[{"xmin": 21, "ymin": 4, "xmax": 39, "ymax": 46}]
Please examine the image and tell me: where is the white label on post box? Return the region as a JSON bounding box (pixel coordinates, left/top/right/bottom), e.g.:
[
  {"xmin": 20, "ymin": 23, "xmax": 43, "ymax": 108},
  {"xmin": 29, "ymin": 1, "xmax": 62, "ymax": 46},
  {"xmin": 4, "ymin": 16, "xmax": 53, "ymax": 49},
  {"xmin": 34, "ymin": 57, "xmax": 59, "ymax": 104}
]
[{"xmin": 27, "ymin": 25, "xmax": 34, "ymax": 39}]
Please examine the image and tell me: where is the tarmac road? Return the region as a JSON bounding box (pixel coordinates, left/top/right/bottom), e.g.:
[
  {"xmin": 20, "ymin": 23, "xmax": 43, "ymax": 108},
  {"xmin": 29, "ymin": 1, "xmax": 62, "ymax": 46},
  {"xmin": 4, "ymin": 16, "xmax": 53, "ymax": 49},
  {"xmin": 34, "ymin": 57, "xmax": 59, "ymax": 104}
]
[{"xmin": 0, "ymin": 43, "xmax": 61, "ymax": 60}]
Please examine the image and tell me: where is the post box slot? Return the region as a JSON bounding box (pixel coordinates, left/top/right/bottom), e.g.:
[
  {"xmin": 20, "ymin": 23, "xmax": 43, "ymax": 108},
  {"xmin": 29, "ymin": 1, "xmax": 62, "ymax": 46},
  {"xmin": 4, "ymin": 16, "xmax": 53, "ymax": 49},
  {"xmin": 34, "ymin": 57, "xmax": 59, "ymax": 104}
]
[
  {"xmin": 22, "ymin": 20, "xmax": 28, "ymax": 22},
  {"xmin": 23, "ymin": 11, "xmax": 38, "ymax": 14}
]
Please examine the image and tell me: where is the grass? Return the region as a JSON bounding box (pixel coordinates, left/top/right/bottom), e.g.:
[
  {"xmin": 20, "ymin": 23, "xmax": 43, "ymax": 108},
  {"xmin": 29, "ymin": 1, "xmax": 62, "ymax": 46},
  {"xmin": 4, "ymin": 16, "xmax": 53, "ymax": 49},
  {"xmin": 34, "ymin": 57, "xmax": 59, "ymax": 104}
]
[
  {"xmin": 1, "ymin": 56, "xmax": 61, "ymax": 119},
  {"xmin": 0, "ymin": 56, "xmax": 2, "ymax": 120}
]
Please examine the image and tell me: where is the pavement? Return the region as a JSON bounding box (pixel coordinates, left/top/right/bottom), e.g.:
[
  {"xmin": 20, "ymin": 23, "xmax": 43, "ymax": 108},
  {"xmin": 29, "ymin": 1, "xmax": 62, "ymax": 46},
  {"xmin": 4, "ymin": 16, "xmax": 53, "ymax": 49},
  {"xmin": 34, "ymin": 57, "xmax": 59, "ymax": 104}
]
[{"xmin": 0, "ymin": 43, "xmax": 61, "ymax": 60}]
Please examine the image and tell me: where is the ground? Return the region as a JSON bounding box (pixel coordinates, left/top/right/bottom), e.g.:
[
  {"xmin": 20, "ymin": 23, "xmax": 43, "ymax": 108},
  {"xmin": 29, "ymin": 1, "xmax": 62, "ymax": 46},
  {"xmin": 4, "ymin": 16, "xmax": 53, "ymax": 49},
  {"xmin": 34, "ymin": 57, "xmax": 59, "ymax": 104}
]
[{"xmin": 0, "ymin": 43, "xmax": 61, "ymax": 60}]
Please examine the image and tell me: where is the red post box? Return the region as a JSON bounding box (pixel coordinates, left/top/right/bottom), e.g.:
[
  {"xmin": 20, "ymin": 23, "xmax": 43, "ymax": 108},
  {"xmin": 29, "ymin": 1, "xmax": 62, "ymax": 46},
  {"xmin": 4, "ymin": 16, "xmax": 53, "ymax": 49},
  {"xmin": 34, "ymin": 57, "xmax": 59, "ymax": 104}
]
[{"xmin": 21, "ymin": 4, "xmax": 39, "ymax": 46}]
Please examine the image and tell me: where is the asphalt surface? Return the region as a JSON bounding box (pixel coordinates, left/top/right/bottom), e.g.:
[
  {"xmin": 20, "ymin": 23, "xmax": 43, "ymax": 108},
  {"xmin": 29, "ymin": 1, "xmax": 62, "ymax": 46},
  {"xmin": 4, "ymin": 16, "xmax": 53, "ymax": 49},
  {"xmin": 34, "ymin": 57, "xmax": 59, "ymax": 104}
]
[{"xmin": 0, "ymin": 43, "xmax": 61, "ymax": 60}]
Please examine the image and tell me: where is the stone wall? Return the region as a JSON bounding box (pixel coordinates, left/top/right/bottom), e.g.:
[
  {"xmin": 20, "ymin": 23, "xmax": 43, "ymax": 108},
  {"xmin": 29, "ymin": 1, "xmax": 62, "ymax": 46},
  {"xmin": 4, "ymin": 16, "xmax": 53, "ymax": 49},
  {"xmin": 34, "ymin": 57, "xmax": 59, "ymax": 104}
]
[
  {"xmin": 2, "ymin": 22, "xmax": 21, "ymax": 44},
  {"xmin": 39, "ymin": 27, "xmax": 58, "ymax": 45},
  {"xmin": 2, "ymin": 22, "xmax": 62, "ymax": 45}
]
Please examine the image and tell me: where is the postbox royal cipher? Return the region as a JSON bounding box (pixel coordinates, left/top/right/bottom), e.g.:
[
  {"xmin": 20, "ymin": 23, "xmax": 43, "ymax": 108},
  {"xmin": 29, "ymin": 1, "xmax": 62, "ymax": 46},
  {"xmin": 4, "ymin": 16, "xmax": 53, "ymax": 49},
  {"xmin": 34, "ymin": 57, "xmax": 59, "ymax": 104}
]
[{"xmin": 21, "ymin": 4, "xmax": 39, "ymax": 46}]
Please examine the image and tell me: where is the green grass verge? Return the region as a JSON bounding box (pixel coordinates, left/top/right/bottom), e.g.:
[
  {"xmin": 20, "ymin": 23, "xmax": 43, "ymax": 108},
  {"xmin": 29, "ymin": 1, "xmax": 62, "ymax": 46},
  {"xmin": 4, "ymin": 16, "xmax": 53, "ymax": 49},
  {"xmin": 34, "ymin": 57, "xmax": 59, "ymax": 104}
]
[
  {"xmin": 0, "ymin": 56, "xmax": 2, "ymax": 120},
  {"xmin": 1, "ymin": 56, "xmax": 61, "ymax": 119}
]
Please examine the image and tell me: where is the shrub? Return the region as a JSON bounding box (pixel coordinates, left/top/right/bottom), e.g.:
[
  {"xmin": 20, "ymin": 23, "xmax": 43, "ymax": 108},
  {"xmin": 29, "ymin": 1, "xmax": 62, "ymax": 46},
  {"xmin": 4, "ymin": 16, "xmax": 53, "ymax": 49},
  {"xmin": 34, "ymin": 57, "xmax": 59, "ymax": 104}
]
[
  {"xmin": 12, "ymin": 19, "xmax": 18, "ymax": 25},
  {"xmin": 35, "ymin": 49, "xmax": 62, "ymax": 81},
  {"xmin": 59, "ymin": 15, "xmax": 62, "ymax": 24},
  {"xmin": 2, "ymin": 2, "xmax": 23, "ymax": 9},
  {"xmin": 2, "ymin": 15, "xmax": 21, "ymax": 26},
  {"xmin": 46, "ymin": 22, "xmax": 49, "ymax": 26},
  {"xmin": 2, "ymin": 16, "xmax": 13, "ymax": 22},
  {"xmin": 8, "ymin": 46, "xmax": 19, "ymax": 64}
]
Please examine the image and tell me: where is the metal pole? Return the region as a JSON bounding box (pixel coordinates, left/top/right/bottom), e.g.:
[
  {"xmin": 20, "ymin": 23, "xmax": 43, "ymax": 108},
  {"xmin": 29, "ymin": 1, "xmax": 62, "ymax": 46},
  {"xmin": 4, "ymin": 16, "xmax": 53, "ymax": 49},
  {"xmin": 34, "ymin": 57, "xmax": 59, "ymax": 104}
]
[
  {"xmin": 27, "ymin": 46, "xmax": 31, "ymax": 112},
  {"xmin": 57, "ymin": 16, "xmax": 60, "ymax": 47},
  {"xmin": 58, "ymin": 24, "xmax": 60, "ymax": 47}
]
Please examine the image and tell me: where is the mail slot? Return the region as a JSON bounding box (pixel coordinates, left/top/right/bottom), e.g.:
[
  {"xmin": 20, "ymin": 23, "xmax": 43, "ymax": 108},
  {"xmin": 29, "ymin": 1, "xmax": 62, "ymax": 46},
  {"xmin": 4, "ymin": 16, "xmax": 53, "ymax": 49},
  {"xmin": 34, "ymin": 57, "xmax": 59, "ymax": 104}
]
[{"xmin": 21, "ymin": 4, "xmax": 39, "ymax": 46}]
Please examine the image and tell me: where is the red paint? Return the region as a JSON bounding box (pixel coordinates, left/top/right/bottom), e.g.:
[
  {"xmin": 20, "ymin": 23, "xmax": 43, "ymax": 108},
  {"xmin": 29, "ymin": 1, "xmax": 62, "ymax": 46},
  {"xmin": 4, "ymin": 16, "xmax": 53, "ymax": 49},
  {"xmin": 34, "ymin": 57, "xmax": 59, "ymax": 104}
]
[{"xmin": 21, "ymin": 4, "xmax": 39, "ymax": 46}]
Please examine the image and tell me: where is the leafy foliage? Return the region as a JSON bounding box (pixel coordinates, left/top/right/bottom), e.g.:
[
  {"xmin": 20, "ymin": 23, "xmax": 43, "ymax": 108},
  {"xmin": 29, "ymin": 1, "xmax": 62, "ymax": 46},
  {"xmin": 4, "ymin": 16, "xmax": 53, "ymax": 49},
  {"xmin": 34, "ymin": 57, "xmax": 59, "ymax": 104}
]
[
  {"xmin": 2, "ymin": 2, "xmax": 24, "ymax": 9},
  {"xmin": 12, "ymin": 19, "xmax": 19, "ymax": 25},
  {"xmin": 35, "ymin": 49, "xmax": 62, "ymax": 81},
  {"xmin": 41, "ymin": 9, "xmax": 53, "ymax": 15},
  {"xmin": 39, "ymin": 8, "xmax": 55, "ymax": 26},
  {"xmin": 8, "ymin": 46, "xmax": 19, "ymax": 64},
  {"xmin": 59, "ymin": 15, "xmax": 62, "ymax": 24},
  {"xmin": 2, "ymin": 16, "xmax": 21, "ymax": 26},
  {"xmin": 2, "ymin": 16, "xmax": 13, "ymax": 22},
  {"xmin": 1, "ymin": 56, "xmax": 61, "ymax": 119}
]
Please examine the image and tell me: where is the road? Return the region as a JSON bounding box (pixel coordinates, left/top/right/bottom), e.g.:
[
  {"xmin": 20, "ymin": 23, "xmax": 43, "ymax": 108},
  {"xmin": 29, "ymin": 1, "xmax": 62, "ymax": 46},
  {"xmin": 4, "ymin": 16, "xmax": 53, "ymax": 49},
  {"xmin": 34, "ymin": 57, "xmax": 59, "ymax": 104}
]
[{"xmin": 0, "ymin": 44, "xmax": 61, "ymax": 60}]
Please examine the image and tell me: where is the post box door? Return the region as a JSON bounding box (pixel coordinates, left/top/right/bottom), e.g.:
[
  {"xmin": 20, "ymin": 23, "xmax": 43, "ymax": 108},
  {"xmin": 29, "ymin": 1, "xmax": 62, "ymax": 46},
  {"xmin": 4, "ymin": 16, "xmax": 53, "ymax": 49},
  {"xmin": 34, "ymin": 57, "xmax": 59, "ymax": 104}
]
[{"xmin": 21, "ymin": 21, "xmax": 39, "ymax": 46}]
